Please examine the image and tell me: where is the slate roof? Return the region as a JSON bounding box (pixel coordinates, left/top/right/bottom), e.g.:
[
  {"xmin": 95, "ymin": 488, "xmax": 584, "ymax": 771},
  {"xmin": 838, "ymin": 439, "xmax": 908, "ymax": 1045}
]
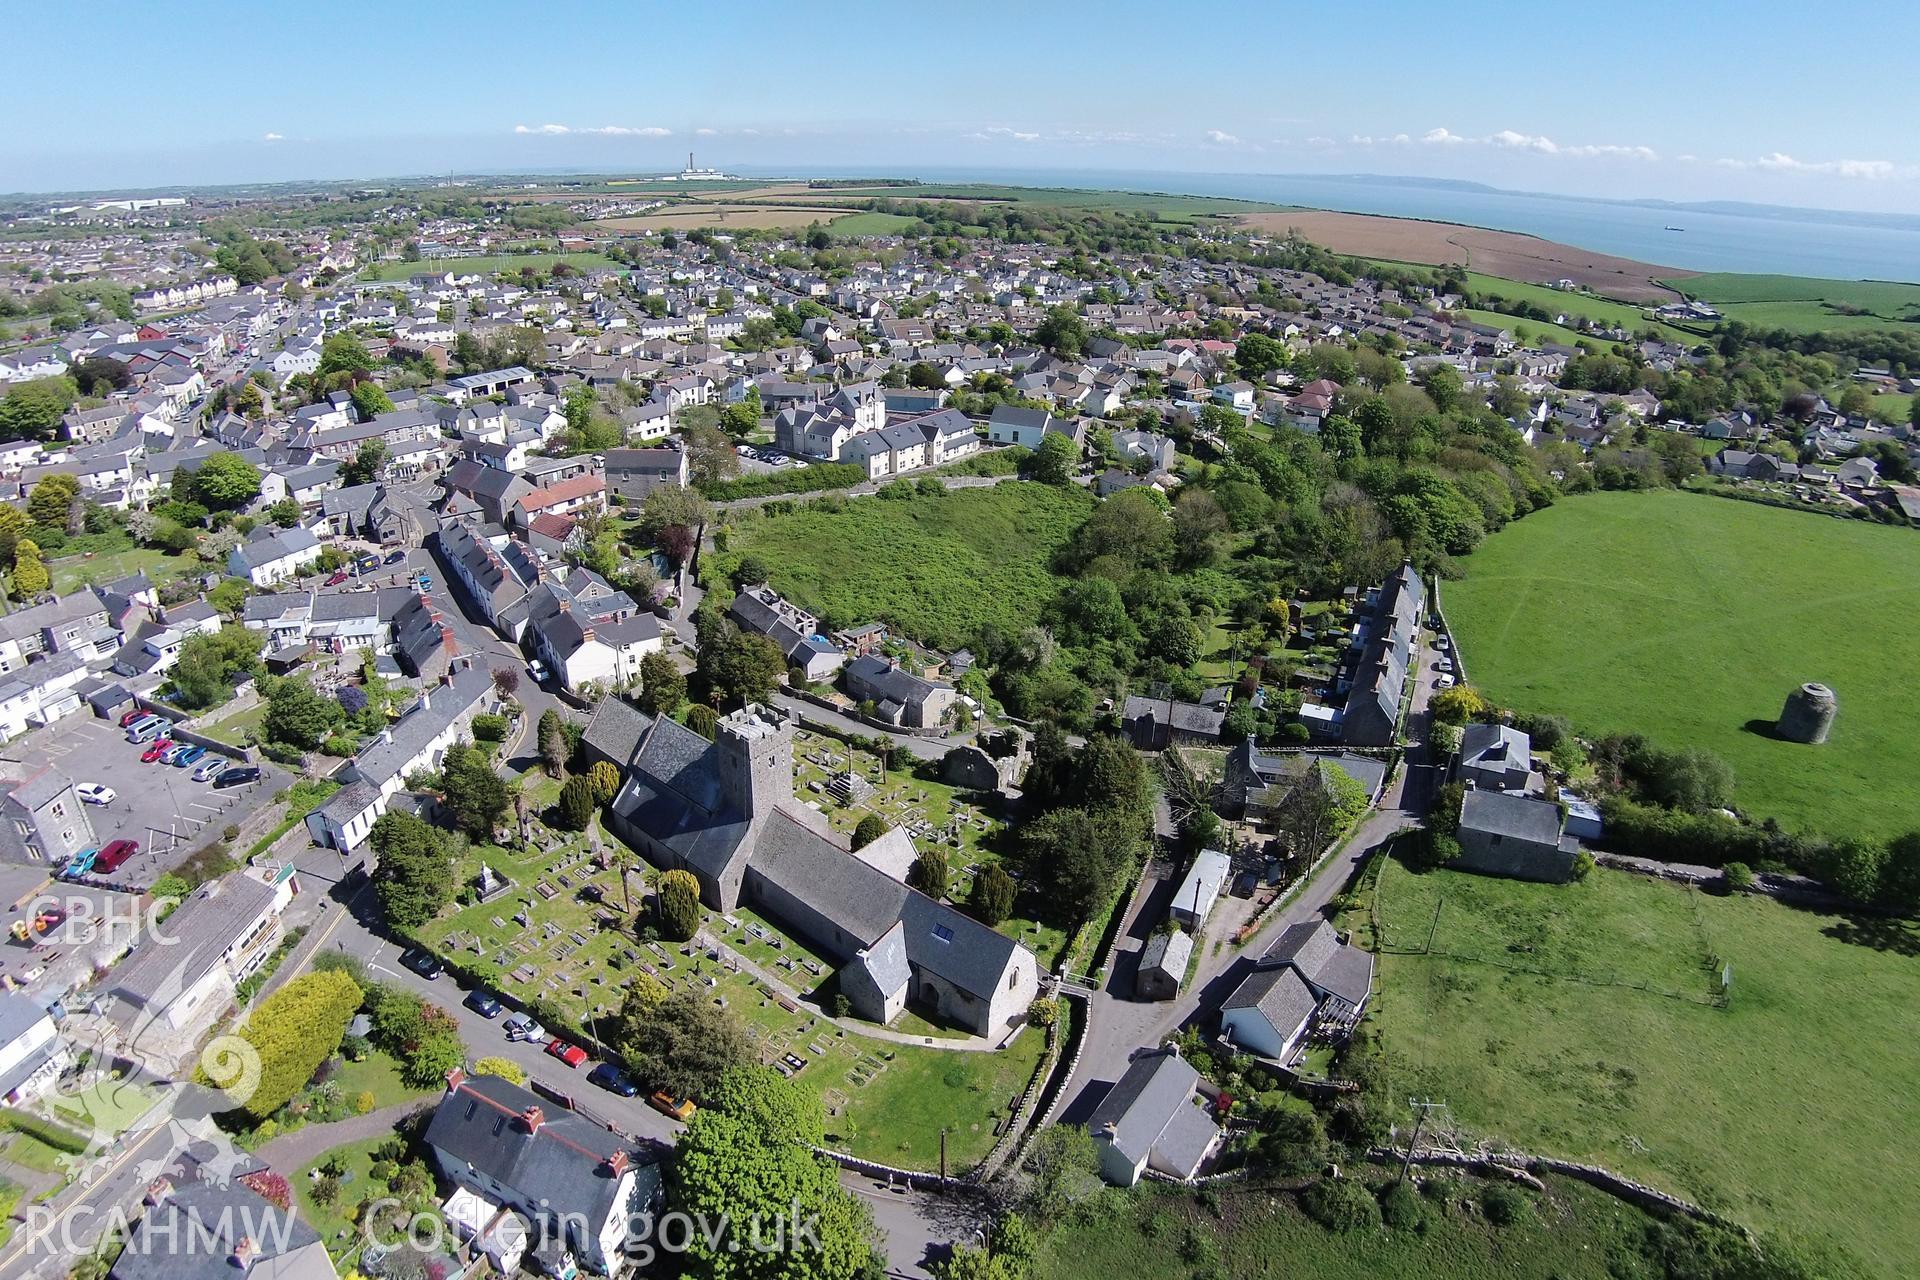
[
  {"xmin": 850, "ymin": 919, "xmax": 911, "ymax": 998},
  {"xmin": 112, "ymin": 1179, "xmax": 330, "ymax": 1280},
  {"xmin": 581, "ymin": 695, "xmax": 654, "ymax": 769},
  {"xmin": 1137, "ymin": 927, "xmax": 1191, "ymax": 978},
  {"xmin": 1260, "ymin": 919, "xmax": 1372, "ymax": 1008},
  {"xmin": 1220, "ymin": 963, "xmax": 1319, "ymax": 1038},
  {"xmin": 110, "ymin": 870, "xmax": 281, "ymax": 1009},
  {"xmin": 1460, "ymin": 789, "xmax": 1564, "ymax": 845},
  {"xmin": 1087, "ymin": 1049, "xmax": 1219, "ymax": 1177}
]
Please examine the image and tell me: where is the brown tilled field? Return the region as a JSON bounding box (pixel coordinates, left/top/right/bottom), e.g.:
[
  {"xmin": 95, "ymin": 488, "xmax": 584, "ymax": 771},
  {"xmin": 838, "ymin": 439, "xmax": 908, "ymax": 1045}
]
[
  {"xmin": 1241, "ymin": 209, "xmax": 1692, "ymax": 303},
  {"xmin": 596, "ymin": 205, "xmax": 848, "ymax": 231}
]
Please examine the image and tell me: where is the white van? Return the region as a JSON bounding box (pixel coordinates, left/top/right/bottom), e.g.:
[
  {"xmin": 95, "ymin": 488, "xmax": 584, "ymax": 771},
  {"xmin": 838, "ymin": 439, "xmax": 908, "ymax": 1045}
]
[{"xmin": 126, "ymin": 717, "xmax": 169, "ymax": 744}]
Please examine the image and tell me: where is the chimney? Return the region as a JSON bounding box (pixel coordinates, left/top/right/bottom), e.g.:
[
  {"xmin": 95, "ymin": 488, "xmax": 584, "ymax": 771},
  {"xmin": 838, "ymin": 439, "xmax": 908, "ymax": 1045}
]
[
  {"xmin": 445, "ymin": 1066, "xmax": 466, "ymax": 1092},
  {"xmin": 603, "ymin": 1150, "xmax": 629, "ymax": 1177},
  {"xmin": 145, "ymin": 1176, "xmax": 173, "ymax": 1206},
  {"xmin": 521, "ymin": 1105, "xmax": 544, "ymax": 1133},
  {"xmin": 231, "ymin": 1236, "xmax": 255, "ymax": 1268}
]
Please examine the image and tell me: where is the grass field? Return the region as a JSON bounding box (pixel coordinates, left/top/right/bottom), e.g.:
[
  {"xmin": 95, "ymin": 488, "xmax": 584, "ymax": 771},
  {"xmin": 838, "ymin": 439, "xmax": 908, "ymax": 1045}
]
[
  {"xmin": 1372, "ymin": 857, "xmax": 1920, "ymax": 1277},
  {"xmin": 1035, "ymin": 1172, "xmax": 1674, "ymax": 1280},
  {"xmin": 719, "ymin": 482, "xmax": 1091, "ymax": 649},
  {"xmin": 1453, "ymin": 307, "xmax": 1601, "ymax": 350},
  {"xmin": 1660, "ymin": 271, "xmax": 1920, "ymax": 334},
  {"xmin": 824, "ymin": 211, "xmax": 919, "ymax": 238},
  {"xmin": 1443, "ymin": 490, "xmax": 1920, "ymax": 840},
  {"xmin": 596, "ymin": 206, "xmax": 849, "ymax": 232},
  {"xmin": 800, "ymin": 183, "xmax": 1273, "ymax": 216},
  {"xmin": 47, "ymin": 546, "xmax": 199, "ymax": 595},
  {"xmin": 357, "ymin": 251, "xmax": 618, "ymax": 282}
]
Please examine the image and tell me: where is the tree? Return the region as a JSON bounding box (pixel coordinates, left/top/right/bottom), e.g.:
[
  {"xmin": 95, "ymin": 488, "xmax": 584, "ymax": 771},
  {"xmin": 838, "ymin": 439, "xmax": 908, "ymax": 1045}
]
[
  {"xmin": 617, "ymin": 989, "xmax": 750, "ymax": 1103},
  {"xmin": 538, "ymin": 708, "xmax": 568, "ymax": 777},
  {"xmin": 369, "ymin": 811, "xmax": 459, "ymax": 929},
  {"xmin": 658, "ymin": 869, "xmax": 703, "ymax": 941},
  {"xmin": 669, "ymin": 1065, "xmax": 880, "ymax": 1280},
  {"xmin": 699, "ymin": 631, "xmax": 785, "ymax": 707},
  {"xmin": 10, "ymin": 539, "xmax": 49, "ymax": 596},
  {"xmin": 264, "ymin": 676, "xmax": 345, "ymax": 748},
  {"xmin": 685, "ymin": 419, "xmax": 741, "ymax": 487},
  {"xmin": 1818, "ymin": 836, "xmax": 1885, "ymax": 903},
  {"xmin": 1034, "ymin": 305, "xmax": 1087, "ymax": 358},
  {"xmin": 0, "ymin": 378, "xmax": 75, "ymax": 442},
  {"xmin": 968, "ymin": 863, "xmax": 1016, "ymax": 926},
  {"xmin": 1428, "ymin": 684, "xmax": 1486, "ymax": 725},
  {"xmin": 473, "ymin": 1056, "xmax": 526, "ymax": 1086},
  {"xmin": 442, "ymin": 743, "xmax": 512, "ymax": 839},
  {"xmin": 556, "ymin": 775, "xmax": 596, "ymax": 830},
  {"xmin": 341, "ymin": 440, "xmax": 387, "ymax": 486},
  {"xmin": 587, "ymin": 760, "xmax": 621, "ymax": 805},
  {"xmin": 208, "ymin": 578, "xmax": 250, "ymax": 617},
  {"xmin": 1302, "ymin": 1177, "xmax": 1381, "ymax": 1232},
  {"xmin": 1879, "ymin": 832, "xmax": 1920, "ymax": 912},
  {"xmin": 184, "ymin": 452, "xmax": 262, "ymax": 509},
  {"xmin": 265, "ymin": 498, "xmax": 301, "ymax": 527},
  {"xmin": 907, "ymin": 847, "xmax": 949, "ymax": 898},
  {"xmin": 168, "ymin": 624, "xmax": 265, "ymax": 710},
  {"xmin": 0, "ymin": 506, "xmax": 26, "ymax": 566},
  {"xmin": 1019, "ymin": 806, "xmax": 1140, "ymax": 925},
  {"xmin": 640, "ymin": 652, "xmax": 687, "ymax": 716},
  {"xmin": 1031, "ymin": 431, "xmax": 1078, "ymax": 486},
  {"xmin": 349, "ymin": 382, "xmax": 394, "ymax": 422},
  {"xmin": 208, "ymin": 970, "xmax": 362, "ymax": 1122},
  {"xmin": 27, "ymin": 473, "xmax": 79, "ymax": 527},
  {"xmin": 316, "ymin": 333, "xmax": 374, "ymax": 380},
  {"xmin": 638, "ymin": 485, "xmax": 712, "ymax": 537},
  {"xmin": 1259, "ymin": 1107, "xmax": 1327, "ymax": 1174},
  {"xmin": 685, "ymin": 703, "xmax": 720, "ymax": 740},
  {"xmin": 1420, "ymin": 363, "xmax": 1464, "ymax": 413},
  {"xmin": 851, "ymin": 814, "xmax": 888, "ymax": 851}
]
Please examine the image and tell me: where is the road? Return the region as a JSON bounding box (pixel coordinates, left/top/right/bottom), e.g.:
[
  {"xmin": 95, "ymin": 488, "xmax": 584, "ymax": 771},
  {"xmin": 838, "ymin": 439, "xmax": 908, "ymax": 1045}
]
[{"xmin": 1056, "ymin": 629, "xmax": 1444, "ymax": 1123}]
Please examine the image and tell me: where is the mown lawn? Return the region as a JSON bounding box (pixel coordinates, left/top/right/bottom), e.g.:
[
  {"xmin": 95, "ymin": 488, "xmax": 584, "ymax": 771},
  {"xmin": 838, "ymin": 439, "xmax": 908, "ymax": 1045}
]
[
  {"xmin": 198, "ymin": 702, "xmax": 268, "ymax": 746},
  {"xmin": 1372, "ymin": 857, "xmax": 1920, "ymax": 1277},
  {"xmin": 719, "ymin": 481, "xmax": 1092, "ymax": 649},
  {"xmin": 1036, "ymin": 1172, "xmax": 1668, "ymax": 1280},
  {"xmin": 1444, "ymin": 489, "xmax": 1920, "ymax": 840},
  {"xmin": 48, "ymin": 546, "xmax": 200, "ymax": 594}
]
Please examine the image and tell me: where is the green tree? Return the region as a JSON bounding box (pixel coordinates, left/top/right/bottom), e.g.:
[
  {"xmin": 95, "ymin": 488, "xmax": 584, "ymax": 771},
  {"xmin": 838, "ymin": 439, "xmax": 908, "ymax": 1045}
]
[
  {"xmin": 265, "ymin": 498, "xmax": 302, "ymax": 527},
  {"xmin": 968, "ymin": 863, "xmax": 1016, "ymax": 926},
  {"xmin": 1019, "ymin": 806, "xmax": 1140, "ymax": 926},
  {"xmin": 0, "ymin": 506, "xmax": 27, "ymax": 565},
  {"xmin": 208, "ymin": 578, "xmax": 250, "ymax": 617},
  {"xmin": 1031, "ymin": 431, "xmax": 1078, "ymax": 486},
  {"xmin": 587, "ymin": 760, "xmax": 621, "ymax": 805},
  {"xmin": 1818, "ymin": 836, "xmax": 1885, "ymax": 903},
  {"xmin": 685, "ymin": 703, "xmax": 720, "ymax": 740},
  {"xmin": 0, "ymin": 378, "xmax": 75, "ymax": 441},
  {"xmin": 618, "ymin": 989, "xmax": 751, "ymax": 1103},
  {"xmin": 537, "ymin": 708, "xmax": 568, "ymax": 777},
  {"xmin": 658, "ymin": 869, "xmax": 703, "ymax": 941},
  {"xmin": 907, "ymin": 847, "xmax": 949, "ymax": 898},
  {"xmin": 1879, "ymin": 832, "xmax": 1920, "ymax": 912},
  {"xmin": 851, "ymin": 814, "xmax": 888, "ymax": 851},
  {"xmin": 685, "ymin": 418, "xmax": 741, "ymax": 487},
  {"xmin": 699, "ymin": 631, "xmax": 785, "ymax": 707},
  {"xmin": 474, "ymin": 1055, "xmax": 526, "ymax": 1085},
  {"xmin": 168, "ymin": 624, "xmax": 265, "ymax": 710},
  {"xmin": 10, "ymin": 539, "xmax": 49, "ymax": 596},
  {"xmin": 1034, "ymin": 305, "xmax": 1087, "ymax": 358},
  {"xmin": 184, "ymin": 452, "xmax": 262, "ymax": 509},
  {"xmin": 556, "ymin": 775, "xmax": 596, "ymax": 830},
  {"xmin": 316, "ymin": 333, "xmax": 374, "ymax": 380},
  {"xmin": 1259, "ymin": 1107, "xmax": 1327, "ymax": 1175},
  {"xmin": 27, "ymin": 473, "xmax": 79, "ymax": 527},
  {"xmin": 207, "ymin": 970, "xmax": 362, "ymax": 1122},
  {"xmin": 640, "ymin": 652, "xmax": 687, "ymax": 715},
  {"xmin": 442, "ymin": 742, "xmax": 512, "ymax": 839},
  {"xmin": 669, "ymin": 1065, "xmax": 881, "ymax": 1280},
  {"xmin": 349, "ymin": 382, "xmax": 394, "ymax": 422},
  {"xmin": 369, "ymin": 811, "xmax": 461, "ymax": 928},
  {"xmin": 341, "ymin": 440, "xmax": 387, "ymax": 486},
  {"xmin": 264, "ymin": 677, "xmax": 345, "ymax": 748}
]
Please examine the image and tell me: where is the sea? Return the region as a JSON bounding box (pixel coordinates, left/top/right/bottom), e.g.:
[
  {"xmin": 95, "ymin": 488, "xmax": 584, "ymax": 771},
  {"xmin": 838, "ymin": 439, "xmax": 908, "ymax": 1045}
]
[{"xmin": 756, "ymin": 165, "xmax": 1920, "ymax": 282}]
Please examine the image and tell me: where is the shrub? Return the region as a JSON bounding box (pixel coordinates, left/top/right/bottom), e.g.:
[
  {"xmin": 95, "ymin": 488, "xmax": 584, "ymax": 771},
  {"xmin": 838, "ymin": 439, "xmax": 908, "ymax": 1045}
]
[
  {"xmin": 968, "ymin": 863, "xmax": 1016, "ymax": 925},
  {"xmin": 1026, "ymin": 996, "xmax": 1059, "ymax": 1029},
  {"xmin": 1480, "ymin": 1182, "xmax": 1530, "ymax": 1227},
  {"xmin": 209, "ymin": 970, "xmax": 363, "ymax": 1122},
  {"xmin": 1279, "ymin": 721, "xmax": 1311, "ymax": 745},
  {"xmin": 851, "ymin": 814, "xmax": 888, "ymax": 850},
  {"xmin": 1302, "ymin": 1177, "xmax": 1381, "ymax": 1232},
  {"xmin": 474, "ymin": 1056, "xmax": 526, "ymax": 1086},
  {"xmin": 555, "ymin": 775, "xmax": 596, "ymax": 831},
  {"xmin": 1258, "ymin": 1107, "xmax": 1326, "ymax": 1175},
  {"xmin": 1379, "ymin": 1179, "xmax": 1422, "ymax": 1230},
  {"xmin": 657, "ymin": 869, "xmax": 702, "ymax": 942},
  {"xmin": 1723, "ymin": 861, "xmax": 1755, "ymax": 891},
  {"xmin": 471, "ymin": 713, "xmax": 509, "ymax": 743},
  {"xmin": 354, "ymin": 1090, "xmax": 376, "ymax": 1115}
]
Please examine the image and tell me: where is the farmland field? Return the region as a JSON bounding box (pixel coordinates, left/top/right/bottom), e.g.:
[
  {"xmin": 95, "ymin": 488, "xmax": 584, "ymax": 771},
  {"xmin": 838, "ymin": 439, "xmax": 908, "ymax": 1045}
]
[
  {"xmin": 1444, "ymin": 490, "xmax": 1920, "ymax": 840},
  {"xmin": 718, "ymin": 481, "xmax": 1091, "ymax": 648},
  {"xmin": 1371, "ymin": 856, "xmax": 1920, "ymax": 1277},
  {"xmin": 596, "ymin": 205, "xmax": 850, "ymax": 232},
  {"xmin": 1660, "ymin": 271, "xmax": 1920, "ymax": 333},
  {"xmin": 357, "ymin": 251, "xmax": 618, "ymax": 281},
  {"xmin": 823, "ymin": 211, "xmax": 919, "ymax": 238}
]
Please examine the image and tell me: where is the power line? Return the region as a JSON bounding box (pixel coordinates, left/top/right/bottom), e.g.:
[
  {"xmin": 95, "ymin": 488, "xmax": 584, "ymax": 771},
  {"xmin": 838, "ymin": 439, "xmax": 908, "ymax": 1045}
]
[{"xmin": 1398, "ymin": 1097, "xmax": 1449, "ymax": 1185}]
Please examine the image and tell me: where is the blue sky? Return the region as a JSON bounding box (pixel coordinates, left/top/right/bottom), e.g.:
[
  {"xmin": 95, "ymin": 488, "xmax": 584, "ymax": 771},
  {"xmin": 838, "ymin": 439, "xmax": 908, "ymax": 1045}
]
[{"xmin": 7, "ymin": 0, "xmax": 1918, "ymax": 212}]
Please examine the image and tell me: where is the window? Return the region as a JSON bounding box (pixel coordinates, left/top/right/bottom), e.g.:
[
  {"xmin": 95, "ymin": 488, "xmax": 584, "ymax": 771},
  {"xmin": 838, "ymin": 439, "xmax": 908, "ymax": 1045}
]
[
  {"xmin": 931, "ymin": 924, "xmax": 954, "ymax": 944},
  {"xmin": 1008, "ymin": 971, "xmax": 1017, "ymax": 990}
]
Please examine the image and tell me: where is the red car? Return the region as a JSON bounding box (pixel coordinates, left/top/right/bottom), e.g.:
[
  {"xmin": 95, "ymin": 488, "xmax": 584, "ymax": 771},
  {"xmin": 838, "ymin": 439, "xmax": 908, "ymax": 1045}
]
[
  {"xmin": 326, "ymin": 569, "xmax": 351, "ymax": 586},
  {"xmin": 95, "ymin": 839, "xmax": 140, "ymax": 874},
  {"xmin": 545, "ymin": 1039, "xmax": 589, "ymax": 1068},
  {"xmin": 141, "ymin": 738, "xmax": 175, "ymax": 763},
  {"xmin": 118, "ymin": 707, "xmax": 148, "ymax": 727}
]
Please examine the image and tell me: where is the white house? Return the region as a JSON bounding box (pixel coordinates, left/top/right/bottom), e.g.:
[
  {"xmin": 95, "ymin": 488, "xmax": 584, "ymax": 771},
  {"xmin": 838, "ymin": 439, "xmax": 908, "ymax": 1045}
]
[
  {"xmin": 1219, "ymin": 920, "xmax": 1374, "ymax": 1063},
  {"xmin": 227, "ymin": 526, "xmax": 322, "ymax": 586},
  {"xmin": 107, "ymin": 863, "xmax": 301, "ymax": 1032},
  {"xmin": 1086, "ymin": 1048, "xmax": 1223, "ymax": 1186},
  {"xmin": 0, "ymin": 995, "xmax": 69, "ymax": 1106}
]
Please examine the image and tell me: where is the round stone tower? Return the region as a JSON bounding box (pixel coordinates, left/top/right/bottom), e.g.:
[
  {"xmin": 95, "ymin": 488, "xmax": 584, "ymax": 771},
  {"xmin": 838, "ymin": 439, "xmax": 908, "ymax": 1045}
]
[{"xmin": 1776, "ymin": 682, "xmax": 1837, "ymax": 744}]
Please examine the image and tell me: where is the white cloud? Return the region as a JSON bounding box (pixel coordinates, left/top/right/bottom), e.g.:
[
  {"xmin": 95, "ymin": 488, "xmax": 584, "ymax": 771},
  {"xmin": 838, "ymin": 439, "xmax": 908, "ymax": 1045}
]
[
  {"xmin": 513, "ymin": 123, "xmax": 671, "ymax": 137},
  {"xmin": 1348, "ymin": 132, "xmax": 1410, "ymax": 147},
  {"xmin": 1409, "ymin": 125, "xmax": 1654, "ymax": 160},
  {"xmin": 1203, "ymin": 129, "xmax": 1241, "ymax": 146},
  {"xmin": 694, "ymin": 127, "xmax": 717, "ymax": 137},
  {"xmin": 966, "ymin": 126, "xmax": 1042, "ymax": 142},
  {"xmin": 1422, "ymin": 127, "xmax": 1466, "ymax": 146},
  {"xmin": 1490, "ymin": 128, "xmax": 1559, "ymax": 154},
  {"xmin": 1718, "ymin": 151, "xmax": 1894, "ymax": 179},
  {"xmin": 262, "ymin": 132, "xmax": 283, "ymax": 142},
  {"xmin": 1305, "ymin": 136, "xmax": 1338, "ymax": 149}
]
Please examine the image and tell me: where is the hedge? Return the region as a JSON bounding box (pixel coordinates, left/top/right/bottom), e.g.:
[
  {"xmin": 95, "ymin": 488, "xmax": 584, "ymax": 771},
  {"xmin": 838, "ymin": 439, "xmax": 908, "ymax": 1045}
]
[
  {"xmin": 698, "ymin": 463, "xmax": 866, "ymax": 502},
  {"xmin": 212, "ymin": 969, "xmax": 363, "ymax": 1122},
  {"xmin": 0, "ymin": 1110, "xmax": 90, "ymax": 1153},
  {"xmin": 1597, "ymin": 794, "xmax": 1816, "ymax": 872}
]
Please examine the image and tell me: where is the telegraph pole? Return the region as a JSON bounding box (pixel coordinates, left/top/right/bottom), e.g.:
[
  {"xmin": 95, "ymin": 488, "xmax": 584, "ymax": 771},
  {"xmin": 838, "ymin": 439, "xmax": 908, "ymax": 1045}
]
[{"xmin": 1399, "ymin": 1098, "xmax": 1447, "ymax": 1185}]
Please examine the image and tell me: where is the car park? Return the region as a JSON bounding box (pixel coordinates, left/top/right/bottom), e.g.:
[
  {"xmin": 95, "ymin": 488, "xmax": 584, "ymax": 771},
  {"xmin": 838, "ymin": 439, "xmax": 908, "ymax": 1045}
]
[
  {"xmin": 503, "ymin": 1015, "xmax": 545, "ymax": 1043},
  {"xmin": 212, "ymin": 765, "xmax": 262, "ymax": 789},
  {"xmin": 648, "ymin": 1091, "xmax": 696, "ymax": 1121},
  {"xmin": 192, "ymin": 757, "xmax": 227, "ymax": 783},
  {"xmin": 545, "ymin": 1039, "xmax": 589, "ymax": 1068},
  {"xmin": 141, "ymin": 738, "xmax": 176, "ymax": 763},
  {"xmin": 94, "ymin": 839, "xmax": 140, "ymax": 874},
  {"xmin": 75, "ymin": 783, "xmax": 115, "ymax": 805},
  {"xmin": 400, "ymin": 949, "xmax": 444, "ymax": 979},
  {"xmin": 171, "ymin": 744, "xmax": 206, "ymax": 767},
  {"xmin": 588, "ymin": 1064, "xmax": 639, "ymax": 1096},
  {"xmin": 464, "ymin": 990, "xmax": 503, "ymax": 1018}
]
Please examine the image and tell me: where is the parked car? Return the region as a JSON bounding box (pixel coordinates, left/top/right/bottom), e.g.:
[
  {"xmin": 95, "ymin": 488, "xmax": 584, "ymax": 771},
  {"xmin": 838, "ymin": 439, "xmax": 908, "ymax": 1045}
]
[
  {"xmin": 1435, "ymin": 675, "xmax": 1457, "ymax": 690},
  {"xmin": 171, "ymin": 745, "xmax": 207, "ymax": 767},
  {"xmin": 118, "ymin": 707, "xmax": 149, "ymax": 727},
  {"xmin": 75, "ymin": 783, "xmax": 115, "ymax": 806},
  {"xmin": 464, "ymin": 991, "xmax": 503, "ymax": 1018},
  {"xmin": 588, "ymin": 1064, "xmax": 639, "ymax": 1097},
  {"xmin": 141, "ymin": 739, "xmax": 176, "ymax": 764},
  {"xmin": 126, "ymin": 717, "xmax": 167, "ymax": 743},
  {"xmin": 383, "ymin": 549, "xmax": 407, "ymax": 565},
  {"xmin": 400, "ymin": 949, "xmax": 444, "ymax": 980},
  {"xmin": 326, "ymin": 570, "xmax": 350, "ymax": 587},
  {"xmin": 192, "ymin": 757, "xmax": 227, "ymax": 783},
  {"xmin": 162, "ymin": 742, "xmax": 197, "ymax": 765},
  {"xmin": 526, "ymin": 659, "xmax": 546, "ymax": 682},
  {"xmin": 212, "ymin": 766, "xmax": 262, "ymax": 789},
  {"xmin": 648, "ymin": 1091, "xmax": 696, "ymax": 1122},
  {"xmin": 415, "ymin": 573, "xmax": 434, "ymax": 591},
  {"xmin": 1434, "ymin": 635, "xmax": 1451, "ymax": 650},
  {"xmin": 94, "ymin": 839, "xmax": 140, "ymax": 874},
  {"xmin": 356, "ymin": 554, "xmax": 381, "ymax": 572},
  {"xmin": 545, "ymin": 1039, "xmax": 588, "ymax": 1069},
  {"xmin": 503, "ymin": 1015, "xmax": 546, "ymax": 1043},
  {"xmin": 62, "ymin": 848, "xmax": 98, "ymax": 879}
]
